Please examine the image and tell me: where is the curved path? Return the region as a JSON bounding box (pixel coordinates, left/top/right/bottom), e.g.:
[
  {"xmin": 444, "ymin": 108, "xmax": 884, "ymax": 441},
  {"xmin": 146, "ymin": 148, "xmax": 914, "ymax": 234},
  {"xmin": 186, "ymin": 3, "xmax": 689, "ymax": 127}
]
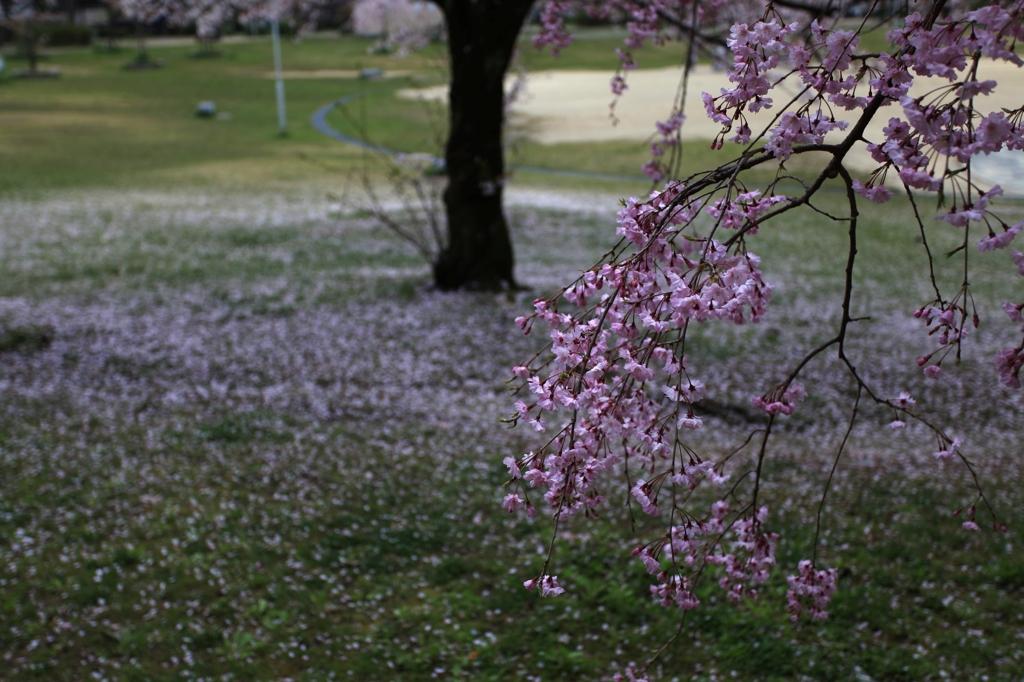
[{"xmin": 310, "ymin": 93, "xmax": 649, "ymax": 183}]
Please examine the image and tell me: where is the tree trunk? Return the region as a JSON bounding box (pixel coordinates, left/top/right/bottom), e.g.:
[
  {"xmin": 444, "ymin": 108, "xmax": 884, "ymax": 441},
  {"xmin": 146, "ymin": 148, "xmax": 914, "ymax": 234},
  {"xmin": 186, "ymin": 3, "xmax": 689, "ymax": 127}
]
[
  {"xmin": 25, "ymin": 21, "xmax": 39, "ymax": 74},
  {"xmin": 135, "ymin": 20, "xmax": 146, "ymax": 63},
  {"xmin": 432, "ymin": 0, "xmax": 533, "ymax": 290},
  {"xmin": 65, "ymin": 0, "xmax": 74, "ymax": 25}
]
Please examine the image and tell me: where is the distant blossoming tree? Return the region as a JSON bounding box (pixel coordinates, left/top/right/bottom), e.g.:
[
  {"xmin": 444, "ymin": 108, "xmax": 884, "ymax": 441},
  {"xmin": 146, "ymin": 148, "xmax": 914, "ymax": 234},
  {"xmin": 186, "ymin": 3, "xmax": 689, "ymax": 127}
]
[
  {"xmin": 114, "ymin": 0, "xmax": 170, "ymax": 64},
  {"xmin": 504, "ymin": 0, "xmax": 1024, "ymax": 676},
  {"xmin": 173, "ymin": 0, "xmax": 233, "ymax": 50},
  {"xmin": 0, "ymin": 0, "xmax": 62, "ymax": 74},
  {"xmin": 350, "ymin": 0, "xmax": 443, "ymax": 55}
]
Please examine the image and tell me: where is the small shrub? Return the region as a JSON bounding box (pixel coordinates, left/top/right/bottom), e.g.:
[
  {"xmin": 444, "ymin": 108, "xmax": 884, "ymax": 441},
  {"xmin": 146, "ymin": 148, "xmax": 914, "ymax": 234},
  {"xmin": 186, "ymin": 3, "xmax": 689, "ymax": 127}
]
[{"xmin": 44, "ymin": 23, "xmax": 93, "ymax": 47}]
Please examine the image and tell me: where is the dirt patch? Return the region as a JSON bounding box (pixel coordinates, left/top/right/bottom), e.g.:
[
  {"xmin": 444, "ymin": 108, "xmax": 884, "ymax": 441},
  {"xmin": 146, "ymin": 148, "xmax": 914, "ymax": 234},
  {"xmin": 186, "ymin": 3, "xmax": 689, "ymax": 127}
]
[{"xmin": 399, "ymin": 60, "xmax": 1024, "ymax": 187}]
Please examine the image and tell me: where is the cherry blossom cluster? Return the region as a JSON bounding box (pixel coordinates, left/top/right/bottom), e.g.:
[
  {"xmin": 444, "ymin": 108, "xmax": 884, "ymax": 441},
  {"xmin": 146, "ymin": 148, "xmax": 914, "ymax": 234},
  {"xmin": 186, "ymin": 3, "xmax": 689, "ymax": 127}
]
[
  {"xmin": 633, "ymin": 502, "xmax": 778, "ymax": 609},
  {"xmin": 704, "ymin": 189, "xmax": 786, "ymax": 233},
  {"xmin": 171, "ymin": 0, "xmax": 231, "ymax": 40},
  {"xmin": 523, "ymin": 574, "xmax": 566, "ymax": 596},
  {"xmin": 537, "ymin": 0, "xmax": 735, "ymax": 100},
  {"xmin": 533, "ymin": 0, "xmax": 574, "ymax": 55},
  {"xmin": 785, "ymin": 560, "xmax": 838, "ymax": 621},
  {"xmin": 702, "ymin": 16, "xmax": 798, "ymax": 147},
  {"xmin": 642, "ymin": 113, "xmax": 685, "ymax": 182},
  {"xmin": 863, "ymin": 7, "xmax": 1024, "ymax": 198},
  {"xmin": 913, "ymin": 298, "xmax": 974, "ymax": 380},
  {"xmin": 844, "ymin": 6, "xmax": 1024, "ymax": 383},
  {"xmin": 131, "ymin": 0, "xmax": 341, "ymax": 42},
  {"xmin": 737, "ymin": 18, "xmax": 867, "ymax": 153},
  {"xmin": 791, "ymin": 21, "xmax": 862, "ymax": 102},
  {"xmin": 115, "ymin": 0, "xmax": 171, "ymax": 24},
  {"xmin": 705, "ymin": 505, "xmax": 778, "ymax": 601},
  {"xmin": 506, "ymin": 176, "xmax": 797, "ymax": 608},
  {"xmin": 997, "ymin": 250, "xmax": 1024, "ymax": 388},
  {"xmin": 512, "ymin": 1, "xmax": 1023, "ymax": 673},
  {"xmin": 764, "ymin": 111, "xmax": 848, "ymax": 159},
  {"xmin": 605, "ymin": 0, "xmax": 734, "ymax": 68},
  {"xmin": 347, "ymin": 0, "xmax": 442, "ymax": 54}
]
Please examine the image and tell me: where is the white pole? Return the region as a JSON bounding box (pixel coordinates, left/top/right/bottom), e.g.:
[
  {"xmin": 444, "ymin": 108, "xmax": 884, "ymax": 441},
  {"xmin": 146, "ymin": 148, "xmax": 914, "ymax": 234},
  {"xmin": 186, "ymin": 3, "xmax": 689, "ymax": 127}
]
[{"xmin": 271, "ymin": 18, "xmax": 287, "ymax": 135}]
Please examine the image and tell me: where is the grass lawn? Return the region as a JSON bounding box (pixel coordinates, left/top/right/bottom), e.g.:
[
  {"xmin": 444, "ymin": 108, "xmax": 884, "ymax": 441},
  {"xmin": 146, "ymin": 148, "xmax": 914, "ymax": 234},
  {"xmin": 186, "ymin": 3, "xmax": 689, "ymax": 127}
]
[
  {"xmin": 0, "ymin": 23, "xmax": 896, "ymax": 197},
  {"xmin": 0, "ymin": 35, "xmax": 438, "ymax": 194},
  {"xmin": 0, "ymin": 185, "xmax": 1022, "ymax": 681},
  {"xmin": 1, "ymin": 22, "xmax": 1023, "ymax": 682},
  {"xmin": 0, "ymin": 27, "xmax": 699, "ymax": 196}
]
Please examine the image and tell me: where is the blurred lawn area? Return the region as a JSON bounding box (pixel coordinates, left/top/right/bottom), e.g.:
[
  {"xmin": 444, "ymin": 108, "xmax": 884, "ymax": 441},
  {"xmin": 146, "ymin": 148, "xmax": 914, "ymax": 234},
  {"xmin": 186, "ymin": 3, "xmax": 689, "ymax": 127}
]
[
  {"xmin": 1, "ymin": 23, "xmax": 899, "ymax": 196},
  {"xmin": 0, "ymin": 27, "xmax": 702, "ymax": 196}
]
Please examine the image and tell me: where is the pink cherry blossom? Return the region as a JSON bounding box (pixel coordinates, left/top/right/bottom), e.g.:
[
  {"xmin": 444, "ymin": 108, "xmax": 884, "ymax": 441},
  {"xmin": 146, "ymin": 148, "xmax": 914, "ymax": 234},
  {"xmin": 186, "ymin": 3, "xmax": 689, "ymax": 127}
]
[
  {"xmin": 933, "ymin": 437, "xmax": 964, "ymax": 462},
  {"xmin": 502, "ymin": 493, "xmax": 525, "ymax": 513},
  {"xmin": 508, "ymin": 2, "xmax": 1022, "ymax": 659},
  {"xmin": 978, "ymin": 222, "xmax": 1023, "ymax": 251},
  {"xmin": 1013, "ymin": 250, "xmax": 1024, "ymax": 276},
  {"xmin": 893, "ymin": 392, "xmax": 917, "ymax": 410},
  {"xmin": 852, "ymin": 179, "xmax": 893, "ymax": 204},
  {"xmin": 786, "ymin": 560, "xmax": 838, "ymax": 621},
  {"xmin": 995, "ymin": 347, "xmax": 1024, "ymax": 388},
  {"xmin": 1002, "ymin": 302, "xmax": 1024, "ymax": 324}
]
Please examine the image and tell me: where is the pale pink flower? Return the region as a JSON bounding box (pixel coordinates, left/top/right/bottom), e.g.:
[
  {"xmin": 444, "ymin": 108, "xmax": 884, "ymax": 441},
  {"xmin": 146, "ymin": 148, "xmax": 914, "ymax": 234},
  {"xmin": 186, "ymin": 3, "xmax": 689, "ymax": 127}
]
[
  {"xmin": 539, "ymin": 575, "xmax": 564, "ymax": 597},
  {"xmin": 933, "ymin": 437, "xmax": 963, "ymax": 462},
  {"xmin": 852, "ymin": 179, "xmax": 893, "ymax": 204},
  {"xmin": 639, "ymin": 551, "xmax": 661, "ymax": 575},
  {"xmin": 679, "ymin": 415, "xmax": 704, "ymax": 431},
  {"xmin": 1013, "ymin": 250, "xmax": 1024, "ymax": 276},
  {"xmin": 1002, "ymin": 302, "xmax": 1024, "ymax": 324},
  {"xmin": 995, "ymin": 347, "xmax": 1024, "ymax": 388},
  {"xmin": 978, "ymin": 222, "xmax": 1022, "ymax": 251},
  {"xmin": 504, "ymin": 456, "xmax": 522, "ymax": 479},
  {"xmin": 502, "ymin": 493, "xmax": 525, "ymax": 513},
  {"xmin": 893, "ymin": 391, "xmax": 916, "ymax": 410},
  {"xmin": 786, "ymin": 560, "xmax": 838, "ymax": 621}
]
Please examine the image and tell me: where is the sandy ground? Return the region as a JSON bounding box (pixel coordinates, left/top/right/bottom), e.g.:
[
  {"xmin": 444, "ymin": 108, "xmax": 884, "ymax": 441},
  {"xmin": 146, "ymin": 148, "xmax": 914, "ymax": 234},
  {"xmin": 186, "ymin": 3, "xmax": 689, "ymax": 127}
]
[{"xmin": 399, "ymin": 61, "xmax": 1024, "ymax": 189}]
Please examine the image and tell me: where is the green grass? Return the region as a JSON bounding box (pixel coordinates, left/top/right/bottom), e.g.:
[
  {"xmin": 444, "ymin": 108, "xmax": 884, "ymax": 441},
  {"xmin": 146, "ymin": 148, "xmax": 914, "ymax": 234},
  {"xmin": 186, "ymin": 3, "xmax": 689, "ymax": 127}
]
[
  {"xmin": 2, "ymin": 23, "xmax": 902, "ymax": 196},
  {"xmin": 0, "ymin": 27, "xmax": 715, "ymax": 196},
  {"xmin": 0, "ymin": 187, "xmax": 1022, "ymax": 680},
  {"xmin": 1, "ymin": 402, "xmax": 1021, "ymax": 681},
  {"xmin": 0, "ymin": 36, "xmax": 427, "ymax": 193}
]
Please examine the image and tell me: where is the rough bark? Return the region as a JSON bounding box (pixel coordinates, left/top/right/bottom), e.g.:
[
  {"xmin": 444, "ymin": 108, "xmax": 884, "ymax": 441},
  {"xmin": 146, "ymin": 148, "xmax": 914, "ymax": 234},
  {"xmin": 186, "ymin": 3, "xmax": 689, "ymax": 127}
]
[{"xmin": 432, "ymin": 0, "xmax": 533, "ymax": 290}]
